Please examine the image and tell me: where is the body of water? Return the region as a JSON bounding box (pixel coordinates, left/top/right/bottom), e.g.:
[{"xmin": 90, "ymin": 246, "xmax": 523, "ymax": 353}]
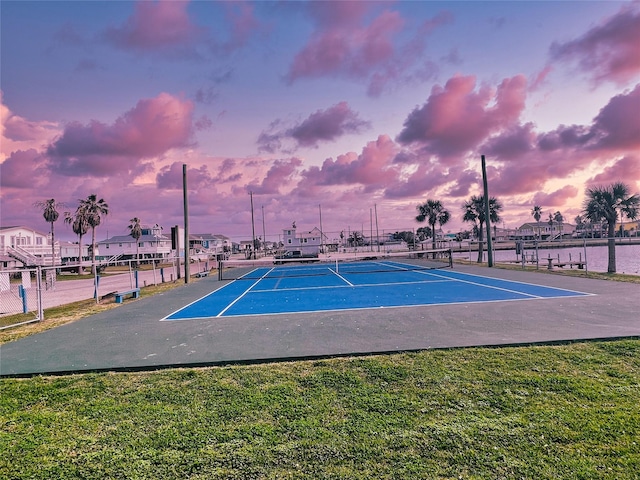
[{"xmin": 454, "ymin": 243, "xmax": 640, "ymax": 275}]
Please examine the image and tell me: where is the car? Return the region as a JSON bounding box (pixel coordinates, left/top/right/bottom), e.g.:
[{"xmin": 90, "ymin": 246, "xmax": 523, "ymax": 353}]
[{"xmin": 274, "ymin": 250, "xmax": 319, "ymax": 264}]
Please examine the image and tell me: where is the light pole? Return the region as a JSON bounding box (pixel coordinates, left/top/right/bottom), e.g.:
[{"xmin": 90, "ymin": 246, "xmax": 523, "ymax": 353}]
[{"xmin": 249, "ymin": 191, "xmax": 256, "ymax": 259}]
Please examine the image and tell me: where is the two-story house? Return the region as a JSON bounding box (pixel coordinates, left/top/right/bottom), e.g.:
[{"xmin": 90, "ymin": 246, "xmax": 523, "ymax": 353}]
[
  {"xmin": 281, "ymin": 226, "xmax": 326, "ymax": 255},
  {"xmin": 97, "ymin": 224, "xmax": 171, "ymax": 262},
  {"xmin": 0, "ymin": 226, "xmax": 60, "ymax": 269}
]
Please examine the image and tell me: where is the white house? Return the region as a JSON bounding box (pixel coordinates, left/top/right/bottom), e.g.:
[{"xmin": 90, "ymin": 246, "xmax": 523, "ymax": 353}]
[
  {"xmin": 97, "ymin": 224, "xmax": 171, "ymax": 261},
  {"xmin": 281, "ymin": 226, "xmax": 326, "ymax": 255},
  {"xmin": 189, "ymin": 233, "xmax": 232, "ymax": 257},
  {"xmin": 0, "ymin": 226, "xmax": 60, "ymax": 268},
  {"xmin": 515, "ymin": 221, "xmax": 575, "ymax": 241}
]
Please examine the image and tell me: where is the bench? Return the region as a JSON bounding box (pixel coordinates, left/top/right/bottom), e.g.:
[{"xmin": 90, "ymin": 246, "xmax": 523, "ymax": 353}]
[{"xmin": 114, "ymin": 288, "xmax": 140, "ymax": 303}]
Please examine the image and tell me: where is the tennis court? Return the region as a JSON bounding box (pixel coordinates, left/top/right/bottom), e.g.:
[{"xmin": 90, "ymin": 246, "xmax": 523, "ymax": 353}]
[{"xmin": 163, "ymin": 255, "xmax": 592, "ymax": 320}]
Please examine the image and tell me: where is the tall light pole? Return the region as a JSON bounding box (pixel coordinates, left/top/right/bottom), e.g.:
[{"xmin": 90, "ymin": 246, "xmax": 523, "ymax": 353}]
[
  {"xmin": 481, "ymin": 154, "xmax": 493, "ymax": 267},
  {"xmin": 261, "ymin": 205, "xmax": 266, "ymax": 254},
  {"xmin": 319, "ymin": 204, "xmax": 324, "ymax": 255},
  {"xmin": 249, "ymin": 191, "xmax": 256, "ymax": 259},
  {"xmin": 183, "ymin": 164, "xmax": 190, "ymax": 282}
]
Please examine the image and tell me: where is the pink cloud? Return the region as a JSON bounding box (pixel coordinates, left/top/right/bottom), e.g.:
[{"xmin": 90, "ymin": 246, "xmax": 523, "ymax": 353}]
[
  {"xmin": 532, "ymin": 186, "xmax": 580, "ymax": 207},
  {"xmin": 287, "ymin": 5, "xmax": 451, "ymax": 96},
  {"xmin": 384, "ymin": 163, "xmax": 450, "ymax": 199},
  {"xmin": 298, "ymin": 135, "xmax": 399, "ymax": 193},
  {"xmin": 219, "ymin": 2, "xmax": 263, "ymax": 53},
  {"xmin": 550, "ymin": 4, "xmax": 640, "ymax": 85},
  {"xmin": 105, "ymin": 1, "xmax": 203, "ymax": 53},
  {"xmin": 288, "ymin": 10, "xmax": 404, "ymax": 81},
  {"xmin": 587, "ymin": 155, "xmax": 640, "ymax": 190},
  {"xmin": 247, "ymin": 158, "xmax": 303, "ymax": 195},
  {"xmin": 47, "ymin": 93, "xmax": 195, "ymax": 176},
  {"xmin": 0, "ymin": 149, "xmax": 48, "ymax": 189},
  {"xmin": 589, "ymin": 83, "xmax": 640, "ymax": 150},
  {"xmin": 483, "ymin": 123, "xmax": 537, "ymax": 158},
  {"xmin": 396, "ymin": 74, "xmax": 527, "ymax": 157},
  {"xmin": 258, "ymin": 102, "xmax": 370, "ymax": 152}
]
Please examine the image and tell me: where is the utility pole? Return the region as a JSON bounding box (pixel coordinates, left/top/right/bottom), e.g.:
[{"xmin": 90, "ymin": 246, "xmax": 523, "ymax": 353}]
[
  {"xmin": 250, "ymin": 191, "xmax": 256, "ymax": 259},
  {"xmin": 481, "ymin": 155, "xmax": 493, "ymax": 267},
  {"xmin": 375, "ymin": 204, "xmax": 380, "ymax": 252},
  {"xmin": 183, "ymin": 164, "xmax": 190, "ymax": 282},
  {"xmin": 319, "ymin": 204, "xmax": 324, "ymax": 254},
  {"xmin": 261, "ymin": 205, "xmax": 266, "ymax": 255}
]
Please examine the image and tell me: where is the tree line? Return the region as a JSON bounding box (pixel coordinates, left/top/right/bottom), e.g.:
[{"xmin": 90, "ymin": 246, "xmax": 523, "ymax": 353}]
[
  {"xmin": 34, "ymin": 182, "xmax": 639, "ymax": 275},
  {"xmin": 414, "ymin": 181, "xmax": 638, "ymax": 273},
  {"xmin": 33, "ymin": 195, "xmax": 144, "ymax": 274}
]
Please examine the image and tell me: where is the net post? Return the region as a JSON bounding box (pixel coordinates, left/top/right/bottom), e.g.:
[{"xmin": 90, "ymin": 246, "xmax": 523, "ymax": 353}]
[
  {"xmin": 218, "ymin": 259, "xmax": 223, "ymax": 281},
  {"xmin": 448, "ymin": 248, "xmax": 453, "ymax": 268}
]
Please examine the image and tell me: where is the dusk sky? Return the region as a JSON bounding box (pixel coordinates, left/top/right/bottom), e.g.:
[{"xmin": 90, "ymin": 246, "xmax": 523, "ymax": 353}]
[{"xmin": 2, "ymin": 1, "xmax": 639, "ymax": 243}]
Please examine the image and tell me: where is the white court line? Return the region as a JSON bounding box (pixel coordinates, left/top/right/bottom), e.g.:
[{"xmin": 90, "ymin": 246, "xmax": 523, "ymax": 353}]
[
  {"xmin": 329, "ymin": 268, "xmax": 354, "ymax": 286},
  {"xmin": 415, "ymin": 269, "xmax": 588, "ymax": 299},
  {"xmin": 216, "ymin": 274, "xmax": 271, "ymax": 317}
]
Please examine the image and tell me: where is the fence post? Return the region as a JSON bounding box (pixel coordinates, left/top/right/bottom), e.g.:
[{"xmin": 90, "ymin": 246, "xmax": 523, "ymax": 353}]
[
  {"xmin": 36, "ymin": 266, "xmax": 44, "ymax": 320},
  {"xmin": 19, "ymin": 285, "xmax": 28, "ymax": 313}
]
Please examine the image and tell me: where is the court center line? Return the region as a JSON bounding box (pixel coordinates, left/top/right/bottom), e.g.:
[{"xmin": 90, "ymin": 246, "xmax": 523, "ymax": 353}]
[
  {"xmin": 329, "ymin": 268, "xmax": 354, "ymax": 286},
  {"xmin": 216, "ymin": 276, "xmax": 267, "ymax": 317}
]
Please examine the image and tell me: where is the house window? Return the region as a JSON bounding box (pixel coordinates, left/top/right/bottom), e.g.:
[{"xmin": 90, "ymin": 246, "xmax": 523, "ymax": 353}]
[
  {"xmin": 119, "ymin": 243, "xmax": 122, "ymax": 247},
  {"xmin": 106, "ymin": 244, "xmax": 109, "ymax": 249},
  {"xmin": 287, "ymin": 239, "xmax": 292, "ymax": 244},
  {"xmin": 36, "ymin": 237, "xmax": 43, "ymax": 245},
  {"xmin": 139, "ymin": 242, "xmax": 144, "ymax": 247}
]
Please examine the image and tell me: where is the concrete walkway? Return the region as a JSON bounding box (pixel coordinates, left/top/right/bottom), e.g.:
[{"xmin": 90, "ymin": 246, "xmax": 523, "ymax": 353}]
[{"xmin": 1, "ymin": 265, "xmax": 638, "ymax": 377}]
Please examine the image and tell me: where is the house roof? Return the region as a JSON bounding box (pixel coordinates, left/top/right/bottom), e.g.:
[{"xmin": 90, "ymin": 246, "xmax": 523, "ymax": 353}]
[
  {"xmin": 0, "ymin": 225, "xmax": 50, "ymax": 237},
  {"xmin": 98, "ymin": 233, "xmax": 170, "ymax": 244}
]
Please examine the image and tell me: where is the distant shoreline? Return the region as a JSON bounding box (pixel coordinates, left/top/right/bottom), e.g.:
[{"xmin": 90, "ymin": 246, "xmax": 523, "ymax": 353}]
[{"xmin": 450, "ymin": 238, "xmax": 640, "ymax": 252}]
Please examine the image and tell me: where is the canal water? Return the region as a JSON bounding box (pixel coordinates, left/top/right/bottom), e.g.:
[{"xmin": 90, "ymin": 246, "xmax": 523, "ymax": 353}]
[{"xmin": 454, "ymin": 243, "xmax": 640, "ymax": 275}]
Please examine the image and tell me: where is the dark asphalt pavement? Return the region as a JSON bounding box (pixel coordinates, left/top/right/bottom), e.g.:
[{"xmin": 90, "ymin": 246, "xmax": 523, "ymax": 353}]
[{"xmin": 1, "ymin": 265, "xmax": 638, "ymax": 377}]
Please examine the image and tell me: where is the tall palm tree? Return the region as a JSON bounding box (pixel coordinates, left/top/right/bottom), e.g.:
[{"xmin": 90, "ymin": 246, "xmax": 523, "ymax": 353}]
[
  {"xmin": 64, "ymin": 207, "xmax": 90, "ymax": 274},
  {"xmin": 462, "ymin": 195, "xmax": 503, "ymax": 263},
  {"xmin": 78, "ymin": 194, "xmax": 109, "ymax": 275},
  {"xmin": 128, "ymin": 217, "xmax": 143, "ymax": 266},
  {"xmin": 415, "ymin": 199, "xmax": 451, "ymax": 253},
  {"xmin": 583, "ymin": 182, "xmax": 639, "ymax": 273},
  {"xmin": 553, "ymin": 211, "xmax": 564, "ymax": 240},
  {"xmin": 34, "ymin": 199, "xmax": 63, "ymax": 266},
  {"xmin": 531, "ymin": 205, "xmax": 542, "ymax": 240}
]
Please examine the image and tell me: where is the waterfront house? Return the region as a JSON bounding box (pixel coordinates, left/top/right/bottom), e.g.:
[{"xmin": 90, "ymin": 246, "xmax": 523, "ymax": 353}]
[
  {"xmin": 281, "ymin": 226, "xmax": 326, "ymax": 255},
  {"xmin": 97, "ymin": 224, "xmax": 171, "ymax": 262},
  {"xmin": 0, "ymin": 226, "xmax": 60, "ymax": 269},
  {"xmin": 515, "ymin": 222, "xmax": 575, "ymax": 241}
]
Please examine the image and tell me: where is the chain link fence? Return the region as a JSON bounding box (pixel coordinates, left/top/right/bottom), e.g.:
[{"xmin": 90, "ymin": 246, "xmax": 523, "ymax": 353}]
[{"xmin": 1, "ymin": 256, "xmax": 214, "ymax": 330}]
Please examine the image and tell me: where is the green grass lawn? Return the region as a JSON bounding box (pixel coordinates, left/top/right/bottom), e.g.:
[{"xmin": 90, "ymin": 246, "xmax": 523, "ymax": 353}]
[{"xmin": 2, "ymin": 340, "xmax": 639, "ymax": 479}]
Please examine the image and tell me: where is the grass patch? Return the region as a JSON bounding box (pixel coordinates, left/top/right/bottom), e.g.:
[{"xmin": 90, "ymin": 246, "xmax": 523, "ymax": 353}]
[
  {"xmin": 2, "ymin": 340, "xmax": 639, "ymax": 478},
  {"xmin": 0, "ymin": 280, "xmax": 190, "ymax": 344}
]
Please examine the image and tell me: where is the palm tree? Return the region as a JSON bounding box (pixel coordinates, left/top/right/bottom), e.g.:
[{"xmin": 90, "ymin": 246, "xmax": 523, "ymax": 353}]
[
  {"xmin": 78, "ymin": 194, "xmax": 109, "ymax": 275},
  {"xmin": 531, "ymin": 205, "xmax": 542, "ymax": 240},
  {"xmin": 348, "ymin": 231, "xmax": 364, "ymax": 247},
  {"xmin": 128, "ymin": 217, "xmax": 143, "ymax": 266},
  {"xmin": 64, "ymin": 207, "xmax": 90, "ymax": 274},
  {"xmin": 583, "ymin": 182, "xmax": 639, "ymax": 273},
  {"xmin": 553, "ymin": 211, "xmax": 564, "ymax": 240},
  {"xmin": 462, "ymin": 195, "xmax": 503, "ymax": 263},
  {"xmin": 416, "ymin": 199, "xmax": 451, "ymax": 253},
  {"xmin": 34, "ymin": 199, "xmax": 63, "ymax": 266}
]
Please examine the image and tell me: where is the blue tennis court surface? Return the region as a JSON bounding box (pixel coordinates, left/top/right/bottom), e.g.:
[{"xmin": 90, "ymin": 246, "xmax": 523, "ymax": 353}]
[{"xmin": 162, "ymin": 261, "xmax": 592, "ymax": 320}]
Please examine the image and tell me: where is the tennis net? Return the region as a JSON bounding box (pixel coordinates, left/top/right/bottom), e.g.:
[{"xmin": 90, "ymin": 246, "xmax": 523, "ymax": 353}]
[{"xmin": 217, "ymin": 249, "xmax": 452, "ymax": 281}]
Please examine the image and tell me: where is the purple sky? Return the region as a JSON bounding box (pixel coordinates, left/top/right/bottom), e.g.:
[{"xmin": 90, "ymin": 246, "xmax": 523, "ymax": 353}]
[{"xmin": 1, "ymin": 1, "xmax": 639, "ymax": 243}]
